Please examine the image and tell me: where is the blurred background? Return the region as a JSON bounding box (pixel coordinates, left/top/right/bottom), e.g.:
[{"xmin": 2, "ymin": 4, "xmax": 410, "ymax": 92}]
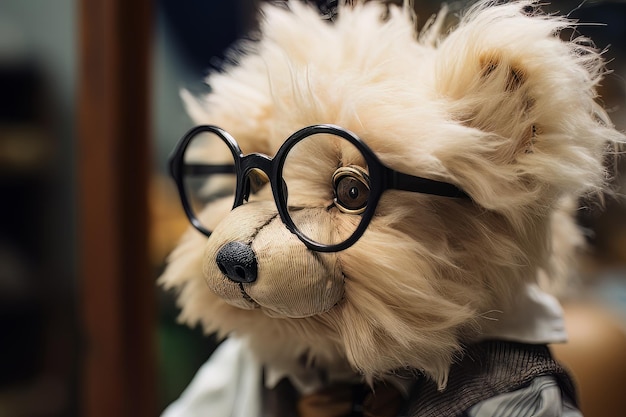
[{"xmin": 0, "ymin": 0, "xmax": 624, "ymax": 416}]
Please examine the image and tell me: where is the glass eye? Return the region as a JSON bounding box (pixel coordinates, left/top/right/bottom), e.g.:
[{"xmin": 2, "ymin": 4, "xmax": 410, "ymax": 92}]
[
  {"xmin": 249, "ymin": 169, "xmax": 269, "ymax": 193},
  {"xmin": 332, "ymin": 166, "xmax": 370, "ymax": 214},
  {"xmin": 243, "ymin": 168, "xmax": 270, "ymax": 202}
]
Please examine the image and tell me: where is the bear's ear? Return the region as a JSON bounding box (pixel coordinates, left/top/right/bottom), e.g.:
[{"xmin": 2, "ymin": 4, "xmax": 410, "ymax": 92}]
[
  {"xmin": 432, "ymin": 1, "xmax": 602, "ymax": 162},
  {"xmin": 430, "ymin": 1, "xmax": 622, "ymax": 210},
  {"xmin": 439, "ymin": 47, "xmax": 534, "ymax": 161}
]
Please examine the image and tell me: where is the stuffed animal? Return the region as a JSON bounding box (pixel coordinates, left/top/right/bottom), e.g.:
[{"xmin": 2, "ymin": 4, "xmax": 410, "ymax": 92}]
[{"xmin": 159, "ymin": 1, "xmax": 625, "ymax": 416}]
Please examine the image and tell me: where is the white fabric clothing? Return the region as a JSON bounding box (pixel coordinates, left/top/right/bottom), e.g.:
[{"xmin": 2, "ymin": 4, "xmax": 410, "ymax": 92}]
[
  {"xmin": 161, "ymin": 337, "xmax": 261, "ymax": 417},
  {"xmin": 467, "ymin": 376, "xmax": 581, "ymax": 417},
  {"xmin": 479, "ymin": 283, "xmax": 567, "ymax": 344}
]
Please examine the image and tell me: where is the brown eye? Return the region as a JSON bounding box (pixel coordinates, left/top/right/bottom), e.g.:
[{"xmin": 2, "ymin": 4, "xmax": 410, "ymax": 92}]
[
  {"xmin": 248, "ymin": 168, "xmax": 269, "ymax": 193},
  {"xmin": 332, "ymin": 166, "xmax": 370, "ymax": 214}
]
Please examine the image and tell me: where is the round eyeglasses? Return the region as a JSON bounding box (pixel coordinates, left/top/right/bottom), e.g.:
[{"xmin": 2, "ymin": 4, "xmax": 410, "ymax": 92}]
[{"xmin": 168, "ymin": 124, "xmax": 470, "ymax": 252}]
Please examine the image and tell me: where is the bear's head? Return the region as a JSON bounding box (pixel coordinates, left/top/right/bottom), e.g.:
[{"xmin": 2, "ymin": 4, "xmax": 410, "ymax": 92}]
[{"xmin": 160, "ymin": 0, "xmax": 623, "ymax": 387}]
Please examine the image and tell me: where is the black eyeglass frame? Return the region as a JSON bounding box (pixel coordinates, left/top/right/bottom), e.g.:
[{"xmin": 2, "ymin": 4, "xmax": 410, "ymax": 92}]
[{"xmin": 169, "ymin": 124, "xmax": 470, "ymax": 253}]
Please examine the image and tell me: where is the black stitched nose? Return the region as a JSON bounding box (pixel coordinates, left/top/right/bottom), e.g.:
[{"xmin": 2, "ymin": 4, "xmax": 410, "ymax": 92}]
[{"xmin": 216, "ymin": 241, "xmax": 258, "ymax": 284}]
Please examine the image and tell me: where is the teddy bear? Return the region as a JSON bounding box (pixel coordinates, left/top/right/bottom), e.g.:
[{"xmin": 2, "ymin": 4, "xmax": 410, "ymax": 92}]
[{"xmin": 159, "ymin": 1, "xmax": 625, "ymax": 416}]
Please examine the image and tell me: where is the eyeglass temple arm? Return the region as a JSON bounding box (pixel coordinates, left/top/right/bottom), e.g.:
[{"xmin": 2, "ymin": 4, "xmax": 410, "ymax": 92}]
[
  {"xmin": 388, "ymin": 170, "xmax": 470, "ymax": 199},
  {"xmin": 183, "ymin": 164, "xmax": 236, "ymax": 176}
]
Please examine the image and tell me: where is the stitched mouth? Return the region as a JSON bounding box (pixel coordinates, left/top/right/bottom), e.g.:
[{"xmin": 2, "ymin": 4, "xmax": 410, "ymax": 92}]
[{"xmin": 239, "ymin": 283, "xmax": 260, "ymax": 308}]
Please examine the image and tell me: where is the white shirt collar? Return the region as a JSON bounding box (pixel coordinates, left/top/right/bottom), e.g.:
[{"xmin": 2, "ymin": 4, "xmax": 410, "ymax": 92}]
[{"xmin": 478, "ymin": 283, "xmax": 567, "ymax": 344}]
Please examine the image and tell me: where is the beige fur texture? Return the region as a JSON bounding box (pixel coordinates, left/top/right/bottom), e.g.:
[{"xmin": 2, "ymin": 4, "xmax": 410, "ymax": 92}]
[{"xmin": 159, "ymin": 0, "xmax": 624, "ymax": 388}]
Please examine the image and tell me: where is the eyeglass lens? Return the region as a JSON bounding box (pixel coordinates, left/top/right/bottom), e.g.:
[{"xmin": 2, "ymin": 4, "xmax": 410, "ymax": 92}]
[
  {"xmin": 182, "ymin": 130, "xmax": 237, "ymax": 223},
  {"xmin": 281, "ymin": 132, "xmax": 369, "ymax": 246}
]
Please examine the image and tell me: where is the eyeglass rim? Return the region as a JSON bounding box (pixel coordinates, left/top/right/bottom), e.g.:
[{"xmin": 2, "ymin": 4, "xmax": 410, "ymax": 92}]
[
  {"xmin": 168, "ymin": 125, "xmax": 242, "ymax": 238},
  {"xmin": 271, "ymin": 124, "xmax": 386, "ymax": 252}
]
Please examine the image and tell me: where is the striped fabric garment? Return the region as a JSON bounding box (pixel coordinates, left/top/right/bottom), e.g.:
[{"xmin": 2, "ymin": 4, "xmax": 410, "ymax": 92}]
[
  {"xmin": 262, "ymin": 341, "xmax": 581, "ymax": 417},
  {"xmin": 403, "ymin": 341, "xmax": 579, "ymax": 417}
]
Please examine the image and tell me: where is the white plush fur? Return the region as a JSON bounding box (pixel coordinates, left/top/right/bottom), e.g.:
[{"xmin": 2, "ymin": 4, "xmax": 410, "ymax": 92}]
[{"xmin": 160, "ymin": 0, "xmax": 624, "ymax": 389}]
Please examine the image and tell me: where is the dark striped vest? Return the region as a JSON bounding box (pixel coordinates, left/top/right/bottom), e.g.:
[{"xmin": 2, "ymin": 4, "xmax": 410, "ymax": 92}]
[
  {"xmin": 402, "ymin": 340, "xmax": 577, "ymax": 416},
  {"xmin": 263, "ymin": 341, "xmax": 578, "ymax": 417}
]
